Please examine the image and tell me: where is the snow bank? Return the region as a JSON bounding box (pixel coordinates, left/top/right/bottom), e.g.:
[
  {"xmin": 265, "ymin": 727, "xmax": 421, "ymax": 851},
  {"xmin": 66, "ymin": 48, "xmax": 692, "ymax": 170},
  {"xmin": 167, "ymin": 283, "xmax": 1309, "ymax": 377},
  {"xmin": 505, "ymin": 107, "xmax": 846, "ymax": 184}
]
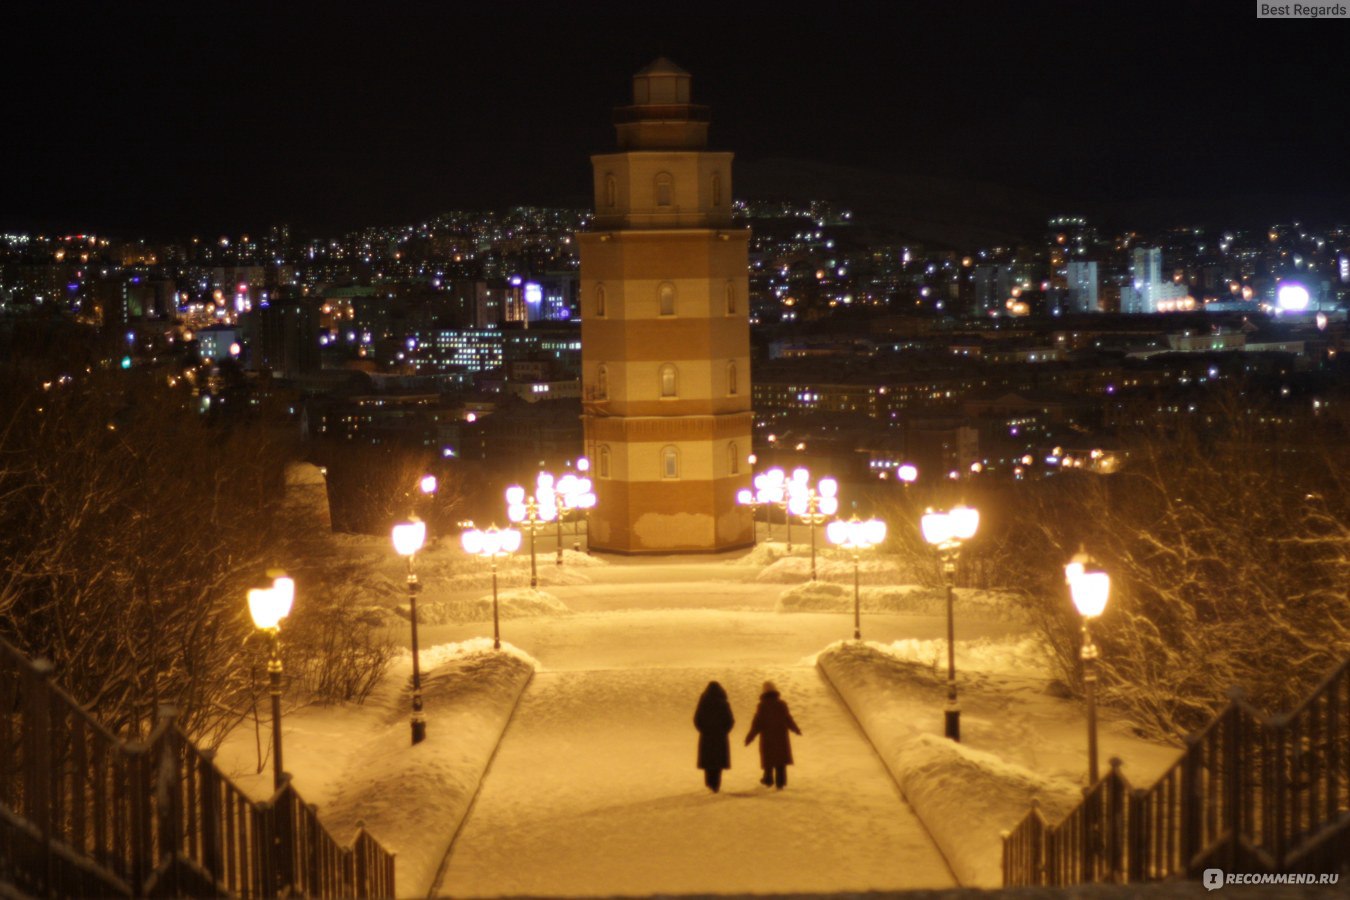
[
  {"xmin": 397, "ymin": 588, "xmax": 571, "ymax": 625},
  {"xmin": 223, "ymin": 639, "xmax": 536, "ymax": 897},
  {"xmin": 757, "ymin": 554, "xmax": 906, "ymax": 584},
  {"xmin": 878, "ymin": 635, "xmax": 1052, "ymax": 677},
  {"xmin": 778, "ymin": 581, "xmax": 1026, "ymax": 622},
  {"xmin": 817, "ymin": 641, "xmax": 1079, "ymax": 887}
]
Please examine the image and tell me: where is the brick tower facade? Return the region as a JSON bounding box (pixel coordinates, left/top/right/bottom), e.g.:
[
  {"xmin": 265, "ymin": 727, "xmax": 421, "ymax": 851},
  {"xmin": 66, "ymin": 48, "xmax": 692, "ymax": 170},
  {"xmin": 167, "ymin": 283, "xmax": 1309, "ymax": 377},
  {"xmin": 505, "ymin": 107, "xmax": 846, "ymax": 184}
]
[{"xmin": 579, "ymin": 59, "xmax": 753, "ymax": 553}]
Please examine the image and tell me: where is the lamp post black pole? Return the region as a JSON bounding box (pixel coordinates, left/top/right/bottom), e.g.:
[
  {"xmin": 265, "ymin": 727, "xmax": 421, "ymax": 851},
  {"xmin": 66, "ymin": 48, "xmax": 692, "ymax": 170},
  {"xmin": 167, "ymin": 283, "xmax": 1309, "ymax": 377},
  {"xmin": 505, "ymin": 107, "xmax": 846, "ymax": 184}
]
[
  {"xmin": 852, "ymin": 551, "xmax": 862, "ymax": 640},
  {"xmin": 555, "ymin": 507, "xmax": 565, "ymax": 566},
  {"xmin": 267, "ymin": 633, "xmax": 284, "ymax": 789},
  {"xmin": 408, "ymin": 555, "xmax": 426, "ymax": 745},
  {"xmin": 943, "ymin": 551, "xmax": 960, "ymax": 742},
  {"xmin": 809, "ymin": 507, "xmax": 818, "ymax": 581},
  {"xmin": 528, "ymin": 520, "xmax": 537, "ymax": 588},
  {"xmin": 491, "ymin": 557, "xmax": 501, "ymax": 650},
  {"xmin": 1083, "ymin": 617, "xmax": 1100, "ymax": 783}
]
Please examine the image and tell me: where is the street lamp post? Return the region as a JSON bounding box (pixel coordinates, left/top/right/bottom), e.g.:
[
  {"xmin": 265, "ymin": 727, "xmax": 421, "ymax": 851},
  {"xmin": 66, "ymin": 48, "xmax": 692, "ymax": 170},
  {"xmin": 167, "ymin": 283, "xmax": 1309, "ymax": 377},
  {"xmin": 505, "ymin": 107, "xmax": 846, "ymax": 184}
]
[
  {"xmin": 247, "ymin": 574, "xmax": 295, "ymax": 789},
  {"xmin": 461, "ymin": 525, "xmax": 522, "ymax": 649},
  {"xmin": 1066, "ymin": 551, "xmax": 1111, "ymax": 784},
  {"xmin": 506, "ymin": 484, "xmax": 556, "ymax": 589},
  {"xmin": 553, "ymin": 471, "xmax": 596, "ymax": 566},
  {"xmin": 788, "ymin": 475, "xmax": 839, "ymax": 581},
  {"xmin": 825, "ymin": 517, "xmax": 887, "ymax": 640},
  {"xmin": 738, "ymin": 468, "xmax": 786, "ymax": 545},
  {"xmin": 392, "ymin": 518, "xmax": 428, "ymax": 745},
  {"xmin": 921, "ymin": 505, "xmax": 980, "ymax": 742}
]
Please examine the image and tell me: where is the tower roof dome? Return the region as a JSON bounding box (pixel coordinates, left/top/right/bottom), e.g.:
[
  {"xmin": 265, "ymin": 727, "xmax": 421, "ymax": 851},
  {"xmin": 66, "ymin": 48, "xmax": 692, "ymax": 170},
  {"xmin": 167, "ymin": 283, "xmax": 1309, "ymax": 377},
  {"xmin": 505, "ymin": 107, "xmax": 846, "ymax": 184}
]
[{"xmin": 636, "ymin": 56, "xmax": 690, "ymax": 77}]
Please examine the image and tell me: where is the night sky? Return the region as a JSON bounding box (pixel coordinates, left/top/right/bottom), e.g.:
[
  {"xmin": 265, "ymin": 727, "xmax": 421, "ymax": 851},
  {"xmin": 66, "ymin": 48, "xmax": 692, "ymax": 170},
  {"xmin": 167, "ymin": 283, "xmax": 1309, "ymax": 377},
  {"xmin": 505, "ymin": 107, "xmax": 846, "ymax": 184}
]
[{"xmin": 4, "ymin": 1, "xmax": 1347, "ymax": 238}]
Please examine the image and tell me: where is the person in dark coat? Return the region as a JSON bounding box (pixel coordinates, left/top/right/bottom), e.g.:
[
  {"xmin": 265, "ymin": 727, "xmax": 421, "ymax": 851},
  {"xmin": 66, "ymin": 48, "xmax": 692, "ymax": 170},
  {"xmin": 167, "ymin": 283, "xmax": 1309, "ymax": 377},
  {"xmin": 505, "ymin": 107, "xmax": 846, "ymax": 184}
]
[
  {"xmin": 693, "ymin": 681, "xmax": 735, "ymax": 792},
  {"xmin": 744, "ymin": 680, "xmax": 801, "ymax": 789}
]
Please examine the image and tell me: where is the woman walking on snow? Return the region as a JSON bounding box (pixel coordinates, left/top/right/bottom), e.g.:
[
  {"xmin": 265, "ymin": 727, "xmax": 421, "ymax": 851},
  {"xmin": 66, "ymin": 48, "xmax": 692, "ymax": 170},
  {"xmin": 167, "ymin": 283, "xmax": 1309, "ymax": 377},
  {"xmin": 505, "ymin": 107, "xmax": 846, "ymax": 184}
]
[
  {"xmin": 693, "ymin": 681, "xmax": 735, "ymax": 793},
  {"xmin": 745, "ymin": 681, "xmax": 801, "ymax": 789}
]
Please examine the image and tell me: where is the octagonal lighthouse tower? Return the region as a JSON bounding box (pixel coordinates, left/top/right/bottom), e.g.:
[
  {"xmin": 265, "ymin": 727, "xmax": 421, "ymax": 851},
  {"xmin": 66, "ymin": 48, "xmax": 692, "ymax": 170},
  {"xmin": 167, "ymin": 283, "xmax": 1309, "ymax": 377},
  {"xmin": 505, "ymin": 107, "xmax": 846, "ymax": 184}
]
[{"xmin": 579, "ymin": 59, "xmax": 753, "ymax": 553}]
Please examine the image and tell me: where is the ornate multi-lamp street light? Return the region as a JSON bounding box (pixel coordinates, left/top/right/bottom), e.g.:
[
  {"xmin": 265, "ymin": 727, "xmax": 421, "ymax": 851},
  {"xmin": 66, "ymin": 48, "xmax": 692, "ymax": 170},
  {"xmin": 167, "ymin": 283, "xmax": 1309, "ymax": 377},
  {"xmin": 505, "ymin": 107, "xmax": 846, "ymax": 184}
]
[
  {"xmin": 921, "ymin": 505, "xmax": 980, "ymax": 742},
  {"xmin": 788, "ymin": 475, "xmax": 839, "ymax": 581},
  {"xmin": 737, "ymin": 467, "xmax": 787, "ymax": 546},
  {"xmin": 825, "ymin": 516, "xmax": 887, "ymax": 640},
  {"xmin": 391, "ymin": 518, "xmax": 429, "ymax": 745},
  {"xmin": 460, "ymin": 525, "xmax": 522, "ymax": 650},
  {"xmin": 247, "ymin": 573, "xmax": 295, "ymax": 787},
  {"xmin": 551, "ymin": 470, "xmax": 596, "ymax": 565},
  {"xmin": 1065, "ymin": 550, "xmax": 1111, "ymax": 784},
  {"xmin": 506, "ymin": 483, "xmax": 556, "ymax": 589}
]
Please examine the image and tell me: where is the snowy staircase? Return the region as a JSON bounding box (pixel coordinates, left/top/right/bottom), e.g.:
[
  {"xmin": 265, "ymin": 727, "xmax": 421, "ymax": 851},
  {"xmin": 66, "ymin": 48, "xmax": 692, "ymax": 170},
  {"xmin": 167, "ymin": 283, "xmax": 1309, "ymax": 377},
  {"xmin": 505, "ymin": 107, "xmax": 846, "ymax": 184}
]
[
  {"xmin": 0, "ymin": 636, "xmax": 395, "ymax": 898},
  {"xmin": 1003, "ymin": 657, "xmax": 1350, "ymax": 886}
]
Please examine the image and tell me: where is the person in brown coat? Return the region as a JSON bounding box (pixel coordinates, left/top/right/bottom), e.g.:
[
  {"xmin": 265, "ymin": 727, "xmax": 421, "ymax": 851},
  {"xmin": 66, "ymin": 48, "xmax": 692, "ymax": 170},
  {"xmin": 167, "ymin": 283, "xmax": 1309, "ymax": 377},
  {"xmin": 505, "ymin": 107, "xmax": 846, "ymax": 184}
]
[
  {"xmin": 693, "ymin": 681, "xmax": 734, "ymax": 792},
  {"xmin": 744, "ymin": 680, "xmax": 802, "ymax": 789}
]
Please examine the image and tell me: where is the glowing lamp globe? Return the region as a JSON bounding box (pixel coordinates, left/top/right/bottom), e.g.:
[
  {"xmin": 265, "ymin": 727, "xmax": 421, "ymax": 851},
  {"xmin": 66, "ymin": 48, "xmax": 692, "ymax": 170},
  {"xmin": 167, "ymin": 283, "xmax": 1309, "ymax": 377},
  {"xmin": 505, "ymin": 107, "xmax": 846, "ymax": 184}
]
[
  {"xmin": 505, "ymin": 485, "xmax": 526, "ymax": 505},
  {"xmin": 392, "ymin": 520, "xmax": 427, "ymax": 557},
  {"xmin": 576, "ymin": 457, "xmax": 590, "ymax": 472},
  {"xmin": 820, "ymin": 496, "xmax": 839, "ymax": 516},
  {"xmin": 921, "ymin": 510, "xmax": 953, "ymax": 547},
  {"xmin": 820, "ymin": 477, "xmax": 838, "ymax": 498},
  {"xmin": 863, "ymin": 519, "xmax": 887, "ymax": 545},
  {"xmin": 898, "ymin": 464, "xmax": 918, "ymax": 483},
  {"xmin": 270, "ymin": 576, "xmax": 295, "ymax": 616},
  {"xmin": 825, "ymin": 519, "xmax": 849, "ymax": 546},
  {"xmin": 420, "ymin": 475, "xmax": 438, "ymax": 494},
  {"xmin": 248, "ymin": 585, "xmax": 292, "ymax": 631},
  {"xmin": 737, "ymin": 488, "xmax": 753, "ymax": 505},
  {"xmin": 949, "ymin": 506, "xmax": 980, "ymax": 541},
  {"xmin": 788, "ymin": 494, "xmax": 807, "ymax": 516},
  {"xmin": 1068, "ymin": 565, "xmax": 1111, "ymax": 619}
]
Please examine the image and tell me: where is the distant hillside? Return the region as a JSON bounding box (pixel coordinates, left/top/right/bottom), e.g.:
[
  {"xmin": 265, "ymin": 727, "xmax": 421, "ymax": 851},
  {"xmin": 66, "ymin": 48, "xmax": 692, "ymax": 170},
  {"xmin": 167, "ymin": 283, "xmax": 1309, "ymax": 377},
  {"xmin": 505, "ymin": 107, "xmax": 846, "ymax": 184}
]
[{"xmin": 734, "ymin": 158, "xmax": 1059, "ymax": 249}]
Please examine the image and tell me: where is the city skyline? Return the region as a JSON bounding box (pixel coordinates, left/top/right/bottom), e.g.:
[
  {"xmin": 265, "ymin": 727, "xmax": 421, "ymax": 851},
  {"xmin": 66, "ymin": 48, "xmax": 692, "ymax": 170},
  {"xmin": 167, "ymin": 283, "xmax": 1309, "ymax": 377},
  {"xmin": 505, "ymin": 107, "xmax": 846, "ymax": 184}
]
[{"xmin": 4, "ymin": 2, "xmax": 1348, "ymax": 237}]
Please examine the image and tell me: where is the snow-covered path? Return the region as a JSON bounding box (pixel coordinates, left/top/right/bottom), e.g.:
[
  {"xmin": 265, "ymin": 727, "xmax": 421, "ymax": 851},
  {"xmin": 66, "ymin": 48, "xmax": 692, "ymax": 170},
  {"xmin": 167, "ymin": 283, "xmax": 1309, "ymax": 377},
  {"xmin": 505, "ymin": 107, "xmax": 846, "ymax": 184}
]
[{"xmin": 435, "ymin": 661, "xmax": 956, "ymax": 897}]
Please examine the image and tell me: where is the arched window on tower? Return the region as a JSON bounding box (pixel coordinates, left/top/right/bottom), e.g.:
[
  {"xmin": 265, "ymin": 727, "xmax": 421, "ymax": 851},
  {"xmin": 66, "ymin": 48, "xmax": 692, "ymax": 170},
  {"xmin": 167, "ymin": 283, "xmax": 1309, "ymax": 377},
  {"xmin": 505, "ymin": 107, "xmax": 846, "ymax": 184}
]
[
  {"xmin": 595, "ymin": 283, "xmax": 606, "ymax": 317},
  {"xmin": 605, "ymin": 174, "xmax": 617, "ymax": 208},
  {"xmin": 729, "ymin": 442, "xmax": 740, "ymax": 475},
  {"xmin": 599, "ymin": 445, "xmax": 611, "ymax": 478},
  {"xmin": 658, "ymin": 281, "xmax": 676, "ymax": 316},
  {"xmin": 654, "ymin": 172, "xmax": 673, "ymax": 208},
  {"xmin": 725, "ymin": 280, "xmax": 736, "ymax": 315},
  {"xmin": 712, "ymin": 172, "xmax": 722, "ymax": 207},
  {"xmin": 661, "ymin": 445, "xmax": 680, "ymax": 480},
  {"xmin": 597, "ymin": 364, "xmax": 609, "ymax": 400},
  {"xmin": 727, "ymin": 361, "xmax": 738, "ymax": 396},
  {"xmin": 660, "ymin": 363, "xmax": 678, "ymax": 398}
]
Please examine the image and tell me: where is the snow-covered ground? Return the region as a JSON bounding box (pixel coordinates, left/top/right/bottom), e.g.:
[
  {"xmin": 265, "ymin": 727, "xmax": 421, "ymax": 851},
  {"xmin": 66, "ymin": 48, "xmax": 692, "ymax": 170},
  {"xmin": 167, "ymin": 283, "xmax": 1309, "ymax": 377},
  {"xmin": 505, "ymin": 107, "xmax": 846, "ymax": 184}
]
[{"xmin": 215, "ymin": 541, "xmax": 1181, "ymax": 897}]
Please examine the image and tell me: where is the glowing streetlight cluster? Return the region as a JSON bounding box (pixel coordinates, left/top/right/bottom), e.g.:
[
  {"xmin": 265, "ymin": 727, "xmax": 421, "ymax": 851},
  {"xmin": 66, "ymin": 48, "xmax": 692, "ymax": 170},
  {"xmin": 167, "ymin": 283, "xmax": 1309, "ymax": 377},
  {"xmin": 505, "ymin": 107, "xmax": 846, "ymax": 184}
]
[
  {"xmin": 461, "ymin": 525, "xmax": 523, "ymax": 650},
  {"xmin": 789, "ymin": 474, "xmax": 838, "ymax": 581},
  {"xmin": 506, "ymin": 483, "xmax": 556, "ymax": 589},
  {"xmin": 825, "ymin": 517, "xmax": 888, "ymax": 640},
  {"xmin": 391, "ymin": 517, "xmax": 429, "ymax": 744},
  {"xmin": 1066, "ymin": 550, "xmax": 1111, "ymax": 783},
  {"xmin": 921, "ymin": 505, "xmax": 980, "ymax": 742},
  {"xmin": 247, "ymin": 573, "xmax": 296, "ymax": 788}
]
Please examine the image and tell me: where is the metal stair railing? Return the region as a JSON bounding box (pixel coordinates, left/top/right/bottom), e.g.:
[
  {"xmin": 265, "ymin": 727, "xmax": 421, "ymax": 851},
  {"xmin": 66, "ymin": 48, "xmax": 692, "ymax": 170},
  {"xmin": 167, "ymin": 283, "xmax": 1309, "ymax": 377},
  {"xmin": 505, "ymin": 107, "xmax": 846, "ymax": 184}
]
[
  {"xmin": 0, "ymin": 636, "xmax": 396, "ymax": 898},
  {"xmin": 1003, "ymin": 657, "xmax": 1350, "ymax": 886}
]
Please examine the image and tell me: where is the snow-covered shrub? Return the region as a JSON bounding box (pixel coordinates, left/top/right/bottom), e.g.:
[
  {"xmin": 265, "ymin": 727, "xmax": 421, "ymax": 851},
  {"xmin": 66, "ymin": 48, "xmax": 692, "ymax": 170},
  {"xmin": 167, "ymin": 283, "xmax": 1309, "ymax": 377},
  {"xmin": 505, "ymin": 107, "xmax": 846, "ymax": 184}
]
[{"xmin": 993, "ymin": 392, "xmax": 1350, "ymax": 738}]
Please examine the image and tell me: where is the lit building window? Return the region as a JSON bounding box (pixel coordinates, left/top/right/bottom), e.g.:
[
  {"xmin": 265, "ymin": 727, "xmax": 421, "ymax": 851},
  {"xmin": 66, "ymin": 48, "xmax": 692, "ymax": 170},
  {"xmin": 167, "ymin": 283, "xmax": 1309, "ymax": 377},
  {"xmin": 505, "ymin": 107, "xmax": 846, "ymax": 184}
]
[
  {"xmin": 727, "ymin": 361, "xmax": 738, "ymax": 395},
  {"xmin": 726, "ymin": 280, "xmax": 736, "ymax": 315},
  {"xmin": 729, "ymin": 442, "xmax": 739, "ymax": 474},
  {"xmin": 658, "ymin": 281, "xmax": 675, "ymax": 316},
  {"xmin": 605, "ymin": 174, "xmax": 617, "ymax": 208},
  {"xmin": 596, "ymin": 283, "xmax": 606, "ymax": 317},
  {"xmin": 597, "ymin": 364, "xmax": 609, "ymax": 399},
  {"xmin": 660, "ymin": 363, "xmax": 678, "ymax": 398},
  {"xmin": 662, "ymin": 445, "xmax": 679, "ymax": 479},
  {"xmin": 599, "ymin": 445, "xmax": 611, "ymax": 478}
]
